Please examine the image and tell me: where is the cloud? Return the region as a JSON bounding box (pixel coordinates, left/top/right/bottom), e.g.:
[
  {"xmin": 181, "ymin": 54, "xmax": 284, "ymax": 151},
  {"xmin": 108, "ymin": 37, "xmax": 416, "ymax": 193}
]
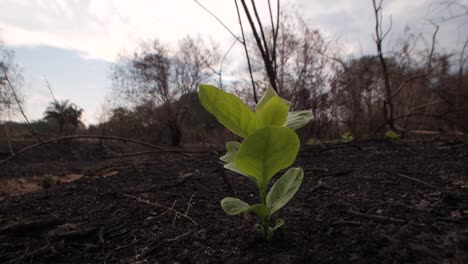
[
  {"xmin": 1, "ymin": 0, "xmax": 466, "ymax": 61},
  {"xmin": 0, "ymin": 0, "xmax": 280, "ymax": 61},
  {"xmin": 296, "ymin": 0, "xmax": 467, "ymax": 55},
  {"xmin": 7, "ymin": 45, "xmax": 110, "ymax": 125}
]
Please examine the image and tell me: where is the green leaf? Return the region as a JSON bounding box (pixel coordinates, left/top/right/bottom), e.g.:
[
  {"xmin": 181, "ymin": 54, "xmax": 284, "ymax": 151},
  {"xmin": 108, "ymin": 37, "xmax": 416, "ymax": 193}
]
[
  {"xmin": 255, "ymin": 87, "xmax": 290, "ymax": 128},
  {"xmin": 341, "ymin": 132, "xmax": 353, "ymax": 142},
  {"xmin": 221, "ymin": 197, "xmax": 250, "ymax": 215},
  {"xmin": 248, "ymin": 204, "xmax": 270, "ymax": 219},
  {"xmin": 284, "ymin": 110, "xmax": 313, "ymax": 130},
  {"xmin": 255, "ymin": 86, "xmax": 291, "ymax": 112},
  {"xmin": 272, "ymin": 218, "xmax": 284, "ymax": 230},
  {"xmin": 224, "ymin": 163, "xmax": 257, "ymax": 184},
  {"xmin": 220, "ymin": 198, "xmax": 270, "ymax": 218},
  {"xmin": 198, "ymin": 84, "xmax": 256, "ymax": 138},
  {"xmin": 256, "ymin": 96, "xmax": 290, "ymax": 128},
  {"xmin": 220, "ymin": 141, "xmax": 240, "ymax": 163},
  {"xmin": 255, "ymin": 87, "xmax": 278, "ymax": 112},
  {"xmin": 385, "ymin": 129, "xmax": 400, "ymax": 139},
  {"xmin": 235, "ymin": 127, "xmax": 300, "ymax": 186},
  {"xmin": 266, "ymin": 167, "xmax": 304, "ymax": 214},
  {"xmin": 221, "ymin": 142, "xmax": 257, "ymax": 183}
]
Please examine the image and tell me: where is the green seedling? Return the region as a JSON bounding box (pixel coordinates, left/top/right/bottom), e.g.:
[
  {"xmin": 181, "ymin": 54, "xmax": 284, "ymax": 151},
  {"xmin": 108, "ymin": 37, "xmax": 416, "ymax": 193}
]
[
  {"xmin": 341, "ymin": 132, "xmax": 354, "ymax": 142},
  {"xmin": 198, "ymin": 84, "xmax": 313, "ymax": 240},
  {"xmin": 385, "ymin": 129, "xmax": 400, "ymax": 139}
]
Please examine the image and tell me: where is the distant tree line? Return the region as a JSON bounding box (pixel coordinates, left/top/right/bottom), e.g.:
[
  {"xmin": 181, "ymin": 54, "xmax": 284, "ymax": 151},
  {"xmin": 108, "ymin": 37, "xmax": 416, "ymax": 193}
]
[
  {"xmin": 1, "ymin": 1, "xmax": 466, "ymax": 146},
  {"xmin": 98, "ymin": 5, "xmax": 467, "ymax": 145}
]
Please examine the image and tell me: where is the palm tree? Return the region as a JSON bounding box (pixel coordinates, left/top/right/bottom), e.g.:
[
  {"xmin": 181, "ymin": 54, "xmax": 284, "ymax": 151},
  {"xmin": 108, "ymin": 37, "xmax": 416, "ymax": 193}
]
[{"xmin": 44, "ymin": 100, "xmax": 84, "ymax": 135}]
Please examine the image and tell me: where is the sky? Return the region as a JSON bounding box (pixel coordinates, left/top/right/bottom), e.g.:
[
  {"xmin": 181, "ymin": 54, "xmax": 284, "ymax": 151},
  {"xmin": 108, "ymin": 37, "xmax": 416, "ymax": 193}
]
[{"xmin": 0, "ymin": 0, "xmax": 466, "ymax": 125}]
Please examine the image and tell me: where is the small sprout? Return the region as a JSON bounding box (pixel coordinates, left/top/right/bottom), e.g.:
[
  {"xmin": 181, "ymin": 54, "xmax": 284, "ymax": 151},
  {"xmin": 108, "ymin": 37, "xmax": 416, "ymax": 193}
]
[
  {"xmin": 198, "ymin": 84, "xmax": 313, "ymax": 240},
  {"xmin": 385, "ymin": 129, "xmax": 400, "ymax": 139},
  {"xmin": 306, "ymin": 137, "xmax": 322, "ymax": 145},
  {"xmin": 341, "ymin": 132, "xmax": 354, "ymax": 142},
  {"xmin": 41, "ymin": 174, "xmax": 55, "ymax": 190}
]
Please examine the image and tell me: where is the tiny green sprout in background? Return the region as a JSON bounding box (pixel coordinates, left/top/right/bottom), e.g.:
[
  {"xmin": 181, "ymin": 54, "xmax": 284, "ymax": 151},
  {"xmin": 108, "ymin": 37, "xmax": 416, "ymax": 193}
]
[
  {"xmin": 198, "ymin": 84, "xmax": 313, "ymax": 240},
  {"xmin": 306, "ymin": 137, "xmax": 323, "ymax": 145},
  {"xmin": 385, "ymin": 129, "xmax": 400, "ymax": 140},
  {"xmin": 341, "ymin": 132, "xmax": 354, "ymax": 142}
]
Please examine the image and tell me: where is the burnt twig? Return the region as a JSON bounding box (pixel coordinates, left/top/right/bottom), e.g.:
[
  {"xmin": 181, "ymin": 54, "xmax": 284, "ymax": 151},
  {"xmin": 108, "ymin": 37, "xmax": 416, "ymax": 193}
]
[
  {"xmin": 346, "ymin": 209, "xmax": 406, "ymax": 224},
  {"xmin": 386, "ymin": 170, "xmax": 438, "ymax": 190},
  {"xmin": 124, "ymin": 194, "xmax": 197, "ymax": 226}
]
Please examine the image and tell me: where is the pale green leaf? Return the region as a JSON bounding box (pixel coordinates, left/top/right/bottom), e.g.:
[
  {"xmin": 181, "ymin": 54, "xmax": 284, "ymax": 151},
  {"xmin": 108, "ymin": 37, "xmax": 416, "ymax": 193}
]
[
  {"xmin": 256, "ymin": 96, "xmax": 290, "ymax": 128},
  {"xmin": 224, "ymin": 163, "xmax": 257, "ymax": 184},
  {"xmin": 255, "ymin": 87, "xmax": 290, "ymax": 128},
  {"xmin": 198, "ymin": 84, "xmax": 256, "ymax": 138},
  {"xmin": 266, "ymin": 167, "xmax": 304, "ymax": 214},
  {"xmin": 221, "ymin": 197, "xmax": 250, "ymax": 215},
  {"xmin": 272, "ymin": 218, "xmax": 284, "ymax": 230},
  {"xmin": 220, "ymin": 198, "xmax": 270, "ymax": 219},
  {"xmin": 235, "ymin": 127, "xmax": 300, "ymax": 186},
  {"xmin": 220, "ymin": 141, "xmax": 240, "ymax": 163},
  {"xmin": 284, "ymin": 110, "xmax": 313, "ymax": 130},
  {"xmin": 255, "ymin": 86, "xmax": 277, "ymax": 113}
]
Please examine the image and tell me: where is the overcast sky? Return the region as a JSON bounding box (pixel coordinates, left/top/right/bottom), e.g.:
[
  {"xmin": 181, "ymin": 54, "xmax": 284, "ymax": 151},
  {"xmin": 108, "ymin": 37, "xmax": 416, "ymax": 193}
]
[{"xmin": 0, "ymin": 0, "xmax": 466, "ymax": 124}]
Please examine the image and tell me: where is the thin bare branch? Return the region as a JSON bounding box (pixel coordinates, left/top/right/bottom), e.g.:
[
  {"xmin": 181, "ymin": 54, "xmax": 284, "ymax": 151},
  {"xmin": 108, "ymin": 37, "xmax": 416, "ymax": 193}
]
[
  {"xmin": 381, "ymin": 15, "xmax": 393, "ymax": 41},
  {"xmin": 193, "ymin": 0, "xmax": 243, "ymax": 44},
  {"xmin": 1, "ymin": 67, "xmax": 43, "ymax": 143},
  {"xmin": 218, "ymin": 39, "xmax": 237, "ymax": 89},
  {"xmin": 250, "ymin": 0, "xmax": 271, "ymax": 60},
  {"xmin": 240, "ymin": 0, "xmax": 278, "ymax": 93},
  {"xmin": 44, "ymin": 77, "xmax": 58, "ymax": 103},
  {"xmin": 372, "ymin": 0, "xmax": 395, "ymax": 130},
  {"xmin": 426, "ymin": 22, "xmax": 440, "ymax": 70},
  {"xmin": 392, "ymin": 23, "xmax": 438, "ymax": 98},
  {"xmin": 125, "ymin": 194, "xmax": 197, "ymax": 226},
  {"xmin": 391, "ymin": 72, "xmax": 430, "ymax": 98},
  {"xmin": 234, "ymin": 0, "xmax": 258, "ymax": 102},
  {"xmin": 268, "ymin": 0, "xmax": 280, "ymax": 83}
]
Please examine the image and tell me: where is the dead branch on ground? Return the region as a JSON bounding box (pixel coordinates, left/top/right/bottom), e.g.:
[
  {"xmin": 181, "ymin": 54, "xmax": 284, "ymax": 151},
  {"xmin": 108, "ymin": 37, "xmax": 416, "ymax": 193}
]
[
  {"xmin": 124, "ymin": 194, "xmax": 197, "ymax": 226},
  {"xmin": 0, "ymin": 135, "xmax": 191, "ymax": 166}
]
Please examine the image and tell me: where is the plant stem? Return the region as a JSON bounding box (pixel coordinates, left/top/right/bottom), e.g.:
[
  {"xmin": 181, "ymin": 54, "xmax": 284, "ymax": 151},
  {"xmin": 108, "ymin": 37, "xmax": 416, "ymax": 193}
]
[
  {"xmin": 260, "ymin": 185, "xmax": 266, "ymax": 205},
  {"xmin": 258, "ymin": 183, "xmax": 271, "ymax": 240},
  {"xmin": 262, "ymin": 218, "xmax": 271, "ymax": 240}
]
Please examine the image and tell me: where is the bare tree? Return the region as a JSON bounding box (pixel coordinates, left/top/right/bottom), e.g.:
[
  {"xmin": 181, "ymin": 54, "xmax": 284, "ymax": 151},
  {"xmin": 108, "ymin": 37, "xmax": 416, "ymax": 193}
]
[
  {"xmin": 0, "ymin": 42, "xmax": 42, "ymax": 142},
  {"xmin": 111, "ymin": 36, "xmax": 220, "ymax": 146},
  {"xmin": 0, "ymin": 43, "xmax": 19, "ymax": 116},
  {"xmin": 372, "ymin": 0, "xmax": 439, "ymax": 134}
]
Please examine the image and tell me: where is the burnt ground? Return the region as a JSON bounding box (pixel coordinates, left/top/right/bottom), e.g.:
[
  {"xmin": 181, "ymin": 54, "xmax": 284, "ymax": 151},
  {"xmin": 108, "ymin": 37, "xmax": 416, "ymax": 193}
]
[{"xmin": 0, "ymin": 139, "xmax": 467, "ymax": 263}]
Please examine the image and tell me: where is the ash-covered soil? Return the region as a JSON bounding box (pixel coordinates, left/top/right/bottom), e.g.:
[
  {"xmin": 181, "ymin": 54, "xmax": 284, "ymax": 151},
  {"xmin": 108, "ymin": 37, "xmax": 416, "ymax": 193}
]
[{"xmin": 0, "ymin": 140, "xmax": 467, "ymax": 263}]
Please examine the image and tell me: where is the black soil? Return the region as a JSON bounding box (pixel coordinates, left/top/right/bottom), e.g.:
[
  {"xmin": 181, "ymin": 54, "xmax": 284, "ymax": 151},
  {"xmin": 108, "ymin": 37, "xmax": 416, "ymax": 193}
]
[{"xmin": 1, "ymin": 140, "xmax": 467, "ymax": 263}]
